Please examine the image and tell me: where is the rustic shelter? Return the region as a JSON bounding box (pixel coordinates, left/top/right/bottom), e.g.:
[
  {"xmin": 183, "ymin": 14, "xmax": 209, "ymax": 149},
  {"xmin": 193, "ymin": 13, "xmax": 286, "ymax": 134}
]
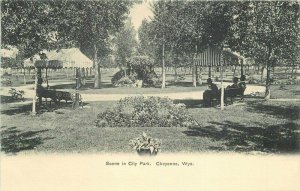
[
  {"xmin": 27, "ymin": 48, "xmax": 93, "ymax": 115},
  {"xmin": 193, "ymin": 46, "xmax": 249, "ymax": 110}
]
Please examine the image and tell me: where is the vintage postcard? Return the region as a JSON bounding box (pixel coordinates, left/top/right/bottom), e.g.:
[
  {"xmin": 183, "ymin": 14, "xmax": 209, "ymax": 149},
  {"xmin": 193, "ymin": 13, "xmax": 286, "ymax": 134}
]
[{"xmin": 1, "ymin": 0, "xmax": 299, "ymax": 190}]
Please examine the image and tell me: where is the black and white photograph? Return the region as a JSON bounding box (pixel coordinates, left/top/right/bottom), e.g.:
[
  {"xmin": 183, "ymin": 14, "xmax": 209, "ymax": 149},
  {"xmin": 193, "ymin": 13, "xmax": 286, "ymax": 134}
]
[{"xmin": 1, "ymin": 0, "xmax": 299, "ymax": 190}]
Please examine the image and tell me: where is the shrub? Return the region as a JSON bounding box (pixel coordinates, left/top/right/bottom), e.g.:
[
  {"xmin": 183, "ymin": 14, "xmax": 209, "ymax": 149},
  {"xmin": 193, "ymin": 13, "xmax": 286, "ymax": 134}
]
[
  {"xmin": 8, "ymin": 88, "xmax": 25, "ymax": 101},
  {"xmin": 95, "ymin": 96, "xmax": 198, "ymax": 128},
  {"xmin": 113, "ymin": 75, "xmax": 136, "ymax": 87},
  {"xmin": 111, "ymin": 56, "xmax": 160, "ymax": 87}
]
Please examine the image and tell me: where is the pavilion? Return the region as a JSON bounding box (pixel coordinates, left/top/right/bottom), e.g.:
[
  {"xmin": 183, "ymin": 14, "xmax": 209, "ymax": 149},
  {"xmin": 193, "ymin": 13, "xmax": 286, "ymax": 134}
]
[
  {"xmin": 24, "ymin": 48, "xmax": 93, "ymax": 115},
  {"xmin": 192, "ymin": 46, "xmax": 251, "ymax": 110}
]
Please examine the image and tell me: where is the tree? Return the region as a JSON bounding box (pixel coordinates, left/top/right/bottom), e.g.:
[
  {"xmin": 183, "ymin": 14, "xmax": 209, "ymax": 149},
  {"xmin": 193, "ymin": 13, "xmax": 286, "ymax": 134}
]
[
  {"xmin": 54, "ymin": 1, "xmax": 134, "ymax": 88},
  {"xmin": 227, "ymin": 1, "xmax": 300, "ymax": 99},
  {"xmin": 1, "ymin": 0, "xmax": 134, "ymax": 88},
  {"xmin": 114, "ymin": 20, "xmax": 137, "ymax": 74},
  {"xmin": 1, "ymin": 1, "xmax": 59, "ymax": 58},
  {"xmin": 141, "ymin": 1, "xmax": 232, "ymax": 86},
  {"xmin": 138, "ymin": 19, "xmax": 156, "ymax": 58}
]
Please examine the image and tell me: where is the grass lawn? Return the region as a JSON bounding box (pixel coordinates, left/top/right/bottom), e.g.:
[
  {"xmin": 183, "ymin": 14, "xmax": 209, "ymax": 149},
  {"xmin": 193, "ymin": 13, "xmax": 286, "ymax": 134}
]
[
  {"xmin": 270, "ymin": 84, "xmax": 300, "ymax": 99},
  {"xmin": 1, "ymin": 97, "xmax": 299, "ymax": 155},
  {"xmin": 50, "ymin": 80, "xmax": 206, "ymax": 94}
]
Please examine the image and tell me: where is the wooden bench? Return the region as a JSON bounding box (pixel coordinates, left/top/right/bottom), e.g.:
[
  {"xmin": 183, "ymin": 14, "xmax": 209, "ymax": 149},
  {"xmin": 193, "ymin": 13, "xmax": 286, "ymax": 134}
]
[
  {"xmin": 55, "ymin": 91, "xmax": 83, "ymax": 108},
  {"xmin": 37, "ymin": 88, "xmax": 83, "ymax": 108},
  {"xmin": 224, "ymin": 87, "xmax": 246, "ymax": 104}
]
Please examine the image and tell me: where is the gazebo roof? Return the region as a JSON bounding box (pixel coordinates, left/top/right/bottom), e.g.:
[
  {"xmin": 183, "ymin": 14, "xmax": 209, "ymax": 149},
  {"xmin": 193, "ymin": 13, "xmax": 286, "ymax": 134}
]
[
  {"xmin": 24, "ymin": 48, "xmax": 93, "ymax": 69},
  {"xmin": 194, "ymin": 47, "xmax": 253, "ymax": 67}
]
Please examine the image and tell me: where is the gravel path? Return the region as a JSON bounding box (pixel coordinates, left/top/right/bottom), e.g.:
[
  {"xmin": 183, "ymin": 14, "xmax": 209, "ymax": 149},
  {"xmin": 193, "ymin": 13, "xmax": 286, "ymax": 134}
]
[{"xmin": 1, "ymin": 82, "xmax": 266, "ymax": 102}]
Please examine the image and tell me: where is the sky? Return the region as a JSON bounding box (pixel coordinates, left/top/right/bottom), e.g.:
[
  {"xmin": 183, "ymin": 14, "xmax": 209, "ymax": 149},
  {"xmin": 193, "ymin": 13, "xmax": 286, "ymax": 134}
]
[{"xmin": 129, "ymin": 1, "xmax": 154, "ymax": 31}]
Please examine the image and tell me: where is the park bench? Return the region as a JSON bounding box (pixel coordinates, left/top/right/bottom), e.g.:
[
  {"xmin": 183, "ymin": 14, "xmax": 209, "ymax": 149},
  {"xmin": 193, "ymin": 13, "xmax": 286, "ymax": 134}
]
[
  {"xmin": 224, "ymin": 87, "xmax": 246, "ymax": 104},
  {"xmin": 37, "ymin": 88, "xmax": 83, "ymax": 108},
  {"xmin": 208, "ymin": 86, "xmax": 246, "ymax": 107},
  {"xmin": 55, "ymin": 91, "xmax": 83, "ymax": 108}
]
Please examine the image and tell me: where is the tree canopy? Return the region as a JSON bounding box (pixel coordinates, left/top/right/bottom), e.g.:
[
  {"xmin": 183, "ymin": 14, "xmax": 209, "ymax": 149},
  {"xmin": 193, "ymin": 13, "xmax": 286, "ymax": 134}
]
[{"xmin": 1, "ymin": 0, "xmax": 135, "ymax": 88}]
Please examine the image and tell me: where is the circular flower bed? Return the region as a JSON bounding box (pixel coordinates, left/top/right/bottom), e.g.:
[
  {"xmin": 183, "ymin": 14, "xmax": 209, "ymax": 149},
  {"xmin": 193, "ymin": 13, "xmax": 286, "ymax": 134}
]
[{"xmin": 95, "ymin": 96, "xmax": 198, "ymax": 128}]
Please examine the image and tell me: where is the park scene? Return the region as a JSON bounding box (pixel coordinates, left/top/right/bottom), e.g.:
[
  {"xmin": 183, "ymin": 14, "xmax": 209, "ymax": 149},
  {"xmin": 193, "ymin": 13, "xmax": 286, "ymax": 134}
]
[{"xmin": 1, "ymin": 1, "xmax": 299, "ymax": 155}]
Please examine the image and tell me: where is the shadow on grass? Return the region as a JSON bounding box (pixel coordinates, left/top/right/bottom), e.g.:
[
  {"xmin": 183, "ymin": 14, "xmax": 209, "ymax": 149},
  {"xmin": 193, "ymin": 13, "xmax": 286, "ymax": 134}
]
[
  {"xmin": 0, "ymin": 95, "xmax": 32, "ymax": 104},
  {"xmin": 0, "ymin": 95, "xmax": 13, "ymax": 103},
  {"xmin": 183, "ymin": 121, "xmax": 300, "ymax": 153},
  {"xmin": 1, "ymin": 126, "xmax": 54, "ymax": 154},
  {"xmin": 1, "ymin": 102, "xmax": 89, "ymax": 116},
  {"xmin": 1, "ymin": 103, "xmax": 33, "ymax": 115},
  {"xmin": 246, "ymin": 101, "xmax": 300, "ymax": 120}
]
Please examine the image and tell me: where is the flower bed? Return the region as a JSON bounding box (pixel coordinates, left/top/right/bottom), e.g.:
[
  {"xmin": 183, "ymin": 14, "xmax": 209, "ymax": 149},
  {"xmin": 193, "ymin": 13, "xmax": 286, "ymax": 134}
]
[{"xmin": 95, "ymin": 96, "xmax": 198, "ymax": 128}]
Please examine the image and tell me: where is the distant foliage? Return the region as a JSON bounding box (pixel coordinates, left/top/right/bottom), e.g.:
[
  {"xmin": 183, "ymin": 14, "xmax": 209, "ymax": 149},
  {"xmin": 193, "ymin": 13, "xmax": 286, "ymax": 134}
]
[{"xmin": 95, "ymin": 96, "xmax": 198, "ymax": 128}]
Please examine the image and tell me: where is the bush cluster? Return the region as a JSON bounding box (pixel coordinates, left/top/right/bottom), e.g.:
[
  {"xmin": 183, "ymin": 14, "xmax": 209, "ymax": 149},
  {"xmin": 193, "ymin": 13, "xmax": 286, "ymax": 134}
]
[
  {"xmin": 111, "ymin": 56, "xmax": 160, "ymax": 87},
  {"xmin": 95, "ymin": 96, "xmax": 198, "ymax": 128}
]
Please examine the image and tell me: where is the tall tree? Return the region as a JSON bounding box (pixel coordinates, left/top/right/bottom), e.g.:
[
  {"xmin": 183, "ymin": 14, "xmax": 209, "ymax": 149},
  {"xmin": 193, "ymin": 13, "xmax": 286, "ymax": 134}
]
[
  {"xmin": 138, "ymin": 19, "xmax": 156, "ymax": 58},
  {"xmin": 114, "ymin": 20, "xmax": 137, "ymax": 72},
  {"xmin": 227, "ymin": 1, "xmax": 300, "ymax": 99},
  {"xmin": 1, "ymin": 0, "xmax": 134, "ymax": 88},
  {"xmin": 1, "ymin": 1, "xmax": 58, "ymax": 58},
  {"xmin": 55, "ymin": 1, "xmax": 134, "ymax": 88},
  {"xmin": 143, "ymin": 1, "xmax": 232, "ymax": 86}
]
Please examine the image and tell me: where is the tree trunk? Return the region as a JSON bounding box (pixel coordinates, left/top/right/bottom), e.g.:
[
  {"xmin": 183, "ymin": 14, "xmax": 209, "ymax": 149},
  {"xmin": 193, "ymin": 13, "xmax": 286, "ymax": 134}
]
[
  {"xmin": 94, "ymin": 44, "xmax": 101, "ymax": 88},
  {"xmin": 192, "ymin": 49, "xmax": 196, "ymax": 87},
  {"xmin": 161, "ymin": 35, "xmax": 166, "ymax": 89},
  {"xmin": 261, "ymin": 66, "xmax": 265, "ymax": 82},
  {"xmin": 265, "ymin": 65, "xmax": 271, "ymax": 100},
  {"xmin": 37, "ymin": 68, "xmax": 42, "ymax": 106},
  {"xmin": 195, "ymin": 65, "xmax": 199, "ymax": 84},
  {"xmin": 240, "ymin": 59, "xmax": 244, "ymax": 77},
  {"xmin": 32, "ymin": 68, "xmax": 38, "ymax": 116},
  {"xmin": 192, "ymin": 62, "xmax": 196, "ymax": 87},
  {"xmin": 265, "ymin": 46, "xmax": 273, "ymax": 100},
  {"xmin": 23, "ymin": 68, "xmax": 26, "ymax": 85},
  {"xmin": 45, "ymin": 68, "xmax": 49, "ymax": 89},
  {"xmin": 174, "ymin": 64, "xmax": 178, "ymax": 82},
  {"xmin": 174, "ymin": 54, "xmax": 178, "ymax": 82}
]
